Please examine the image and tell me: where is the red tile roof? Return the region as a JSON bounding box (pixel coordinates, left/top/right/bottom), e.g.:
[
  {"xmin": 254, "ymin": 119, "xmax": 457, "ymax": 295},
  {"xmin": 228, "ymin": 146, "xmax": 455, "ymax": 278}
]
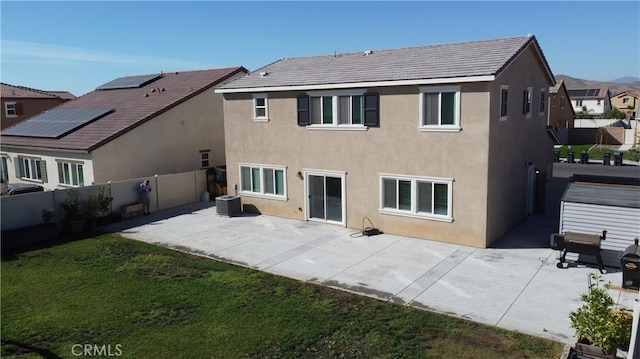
[
  {"xmin": 1, "ymin": 67, "xmax": 246, "ymax": 152},
  {"xmin": 1, "ymin": 83, "xmax": 76, "ymax": 100}
]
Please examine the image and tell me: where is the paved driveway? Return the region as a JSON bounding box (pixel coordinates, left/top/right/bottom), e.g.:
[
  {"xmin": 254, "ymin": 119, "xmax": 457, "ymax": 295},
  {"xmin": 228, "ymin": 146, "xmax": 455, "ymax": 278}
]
[{"xmin": 105, "ymin": 202, "xmax": 638, "ymax": 345}]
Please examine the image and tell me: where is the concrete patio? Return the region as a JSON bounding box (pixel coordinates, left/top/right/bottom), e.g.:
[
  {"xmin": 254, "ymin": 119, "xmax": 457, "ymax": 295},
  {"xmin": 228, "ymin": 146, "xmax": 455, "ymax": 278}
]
[{"xmin": 105, "ymin": 202, "xmax": 638, "ymax": 346}]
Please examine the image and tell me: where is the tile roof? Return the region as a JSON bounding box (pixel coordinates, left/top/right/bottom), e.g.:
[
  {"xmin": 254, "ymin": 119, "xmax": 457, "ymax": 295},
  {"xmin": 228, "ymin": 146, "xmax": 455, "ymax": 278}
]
[
  {"xmin": 1, "ymin": 83, "xmax": 76, "ymax": 100},
  {"xmin": 219, "ymin": 35, "xmax": 552, "ymax": 91},
  {"xmin": 1, "ymin": 67, "xmax": 246, "ymax": 151}
]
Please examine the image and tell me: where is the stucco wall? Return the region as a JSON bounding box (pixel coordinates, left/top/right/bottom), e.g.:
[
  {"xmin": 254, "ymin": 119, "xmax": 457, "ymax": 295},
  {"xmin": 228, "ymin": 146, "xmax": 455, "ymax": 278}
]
[
  {"xmin": 223, "ymin": 84, "xmax": 493, "ymax": 247},
  {"xmin": 485, "ymin": 46, "xmax": 555, "ymax": 244},
  {"xmin": 91, "ymin": 87, "xmax": 226, "ymax": 183}
]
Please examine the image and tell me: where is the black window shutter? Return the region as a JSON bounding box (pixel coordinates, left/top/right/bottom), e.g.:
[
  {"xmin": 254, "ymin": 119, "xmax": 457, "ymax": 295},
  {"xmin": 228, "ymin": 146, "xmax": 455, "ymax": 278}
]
[
  {"xmin": 297, "ymin": 95, "xmax": 310, "ymax": 126},
  {"xmin": 363, "ymin": 93, "xmax": 379, "ymax": 127},
  {"xmin": 14, "ymin": 157, "xmax": 22, "ymax": 177},
  {"xmin": 39, "ymin": 160, "xmax": 47, "ymax": 183},
  {"xmin": 522, "ymin": 91, "xmax": 528, "ymax": 114}
]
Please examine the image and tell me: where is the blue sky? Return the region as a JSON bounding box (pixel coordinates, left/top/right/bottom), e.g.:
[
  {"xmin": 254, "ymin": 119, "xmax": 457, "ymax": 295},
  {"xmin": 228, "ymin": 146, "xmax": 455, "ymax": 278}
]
[{"xmin": 1, "ymin": 1, "xmax": 639, "ymax": 96}]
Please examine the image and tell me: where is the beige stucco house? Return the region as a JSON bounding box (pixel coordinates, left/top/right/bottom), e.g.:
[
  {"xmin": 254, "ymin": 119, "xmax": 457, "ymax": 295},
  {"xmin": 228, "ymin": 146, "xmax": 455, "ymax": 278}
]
[
  {"xmin": 217, "ymin": 35, "xmax": 556, "ymax": 248},
  {"xmin": 1, "ymin": 67, "xmax": 246, "ymax": 190},
  {"xmin": 610, "ymin": 90, "xmax": 639, "ymax": 119},
  {"xmin": 548, "ymin": 80, "xmax": 575, "ymax": 144}
]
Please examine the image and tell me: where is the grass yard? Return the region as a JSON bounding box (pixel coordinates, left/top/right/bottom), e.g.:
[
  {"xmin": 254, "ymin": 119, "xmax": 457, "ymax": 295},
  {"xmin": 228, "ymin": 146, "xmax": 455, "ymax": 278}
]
[
  {"xmin": 555, "ymin": 144, "xmax": 640, "ymax": 162},
  {"xmin": 1, "ymin": 234, "xmax": 564, "ymax": 358}
]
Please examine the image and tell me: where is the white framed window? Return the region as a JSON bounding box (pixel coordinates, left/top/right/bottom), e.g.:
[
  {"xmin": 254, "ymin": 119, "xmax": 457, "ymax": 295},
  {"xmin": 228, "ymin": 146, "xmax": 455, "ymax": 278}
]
[
  {"xmin": 17, "ymin": 157, "xmax": 46, "ymax": 182},
  {"xmin": 5, "ymin": 102, "xmax": 17, "ymax": 117},
  {"xmin": 57, "ymin": 161, "xmax": 84, "ymax": 186},
  {"xmin": 239, "ymin": 163, "xmax": 287, "ymax": 199},
  {"xmin": 200, "ymin": 150, "xmax": 210, "ymax": 168},
  {"xmin": 539, "ymin": 88, "xmax": 546, "ymax": 115},
  {"xmin": 623, "ymin": 98, "xmax": 630, "ymax": 104},
  {"xmin": 522, "ymin": 87, "xmax": 533, "ymax": 117},
  {"xmin": 500, "ymin": 85, "xmax": 509, "ymax": 121},
  {"xmin": 253, "ymin": 94, "xmax": 269, "ymax": 122},
  {"xmin": 576, "ymin": 100, "xmax": 583, "ymax": 107},
  {"xmin": 419, "ymin": 86, "xmax": 461, "ymax": 131},
  {"xmin": 560, "ymin": 96, "xmax": 565, "ymax": 109},
  {"xmin": 307, "ymin": 90, "xmax": 366, "ymax": 129},
  {"xmin": 379, "ymin": 174, "xmax": 453, "ymax": 222},
  {"xmin": 1, "ymin": 156, "xmax": 8, "ymax": 182}
]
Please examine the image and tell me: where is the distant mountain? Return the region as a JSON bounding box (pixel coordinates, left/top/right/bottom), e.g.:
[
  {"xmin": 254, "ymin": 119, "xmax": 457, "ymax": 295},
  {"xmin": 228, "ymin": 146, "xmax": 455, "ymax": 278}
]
[
  {"xmin": 612, "ymin": 76, "xmax": 640, "ymax": 84},
  {"xmin": 556, "ymin": 74, "xmax": 640, "ymax": 96}
]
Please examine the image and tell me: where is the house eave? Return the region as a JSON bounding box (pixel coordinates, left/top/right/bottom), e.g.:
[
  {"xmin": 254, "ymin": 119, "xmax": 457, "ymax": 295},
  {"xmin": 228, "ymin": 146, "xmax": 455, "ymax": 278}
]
[
  {"xmin": 0, "ymin": 143, "xmax": 90, "ymax": 154},
  {"xmin": 216, "ymin": 75, "xmax": 496, "ymax": 93}
]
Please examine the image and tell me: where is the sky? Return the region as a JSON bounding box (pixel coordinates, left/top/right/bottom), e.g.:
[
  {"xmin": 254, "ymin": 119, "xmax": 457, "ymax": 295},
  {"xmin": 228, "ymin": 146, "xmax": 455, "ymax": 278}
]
[{"xmin": 1, "ymin": 1, "xmax": 639, "ymax": 97}]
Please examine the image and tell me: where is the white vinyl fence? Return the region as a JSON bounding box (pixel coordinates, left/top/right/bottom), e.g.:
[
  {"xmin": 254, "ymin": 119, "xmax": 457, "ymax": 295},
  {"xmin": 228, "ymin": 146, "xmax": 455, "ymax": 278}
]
[{"xmin": 1, "ymin": 170, "xmax": 209, "ymax": 231}]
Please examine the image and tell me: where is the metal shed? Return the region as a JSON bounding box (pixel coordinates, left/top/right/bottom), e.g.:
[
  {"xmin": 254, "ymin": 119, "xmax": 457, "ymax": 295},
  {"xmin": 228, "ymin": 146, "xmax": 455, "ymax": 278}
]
[{"xmin": 559, "ymin": 176, "xmax": 640, "ymax": 268}]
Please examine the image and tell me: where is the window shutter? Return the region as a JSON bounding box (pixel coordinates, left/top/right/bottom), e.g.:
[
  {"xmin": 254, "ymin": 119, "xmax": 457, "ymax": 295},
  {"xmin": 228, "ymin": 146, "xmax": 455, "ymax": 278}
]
[
  {"xmin": 363, "ymin": 93, "xmax": 379, "ymax": 127},
  {"xmin": 14, "ymin": 157, "xmax": 22, "ymax": 178},
  {"xmin": 39, "ymin": 161, "xmax": 48, "ymax": 183},
  {"xmin": 15, "ymin": 103, "xmax": 24, "ymax": 115},
  {"xmin": 297, "ymin": 95, "xmax": 310, "ymax": 126}
]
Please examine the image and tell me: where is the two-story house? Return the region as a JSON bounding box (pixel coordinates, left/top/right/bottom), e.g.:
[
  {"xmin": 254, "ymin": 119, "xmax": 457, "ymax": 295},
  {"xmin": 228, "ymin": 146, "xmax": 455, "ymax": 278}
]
[
  {"xmin": 217, "ymin": 35, "xmax": 556, "ymax": 248},
  {"xmin": 568, "ymin": 88, "xmax": 612, "ymax": 119},
  {"xmin": 1, "ymin": 67, "xmax": 246, "ymax": 190},
  {"xmin": 548, "ymin": 80, "xmax": 575, "ymax": 144},
  {"xmin": 1, "ymin": 83, "xmax": 76, "ymax": 130},
  {"xmin": 610, "ymin": 90, "xmax": 639, "ymax": 119}
]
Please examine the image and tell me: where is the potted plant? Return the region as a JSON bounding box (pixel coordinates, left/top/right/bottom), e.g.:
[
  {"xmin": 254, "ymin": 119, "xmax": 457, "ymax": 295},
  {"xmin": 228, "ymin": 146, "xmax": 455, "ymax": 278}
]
[
  {"xmin": 570, "ymin": 273, "xmax": 633, "ymax": 358},
  {"xmin": 61, "ymin": 188, "xmax": 84, "ymax": 234},
  {"xmin": 96, "ymin": 186, "xmax": 113, "ymax": 225}
]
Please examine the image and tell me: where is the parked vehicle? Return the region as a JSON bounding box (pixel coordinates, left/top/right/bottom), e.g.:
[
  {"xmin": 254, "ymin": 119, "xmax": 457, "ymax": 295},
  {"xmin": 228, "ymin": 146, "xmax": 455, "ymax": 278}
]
[{"xmin": 7, "ymin": 183, "xmax": 44, "ymax": 195}]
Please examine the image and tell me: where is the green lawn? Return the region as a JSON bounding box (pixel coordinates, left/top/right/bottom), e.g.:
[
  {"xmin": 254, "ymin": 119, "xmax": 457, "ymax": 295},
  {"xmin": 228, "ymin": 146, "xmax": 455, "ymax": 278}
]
[
  {"xmin": 1, "ymin": 234, "xmax": 564, "ymax": 358},
  {"xmin": 555, "ymin": 144, "xmax": 640, "ymax": 162}
]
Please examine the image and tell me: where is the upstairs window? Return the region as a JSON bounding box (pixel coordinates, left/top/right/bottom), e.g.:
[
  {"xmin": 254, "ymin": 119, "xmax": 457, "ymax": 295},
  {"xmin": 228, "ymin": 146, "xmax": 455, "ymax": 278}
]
[
  {"xmin": 5, "ymin": 102, "xmax": 17, "ymax": 117},
  {"xmin": 522, "ymin": 87, "xmax": 533, "ymax": 117},
  {"xmin": 560, "ymin": 96, "xmax": 565, "ymax": 109},
  {"xmin": 297, "ymin": 92, "xmax": 378, "ymax": 129},
  {"xmin": 576, "ymin": 100, "xmax": 583, "ymax": 107},
  {"xmin": 57, "ymin": 161, "xmax": 84, "ymax": 187},
  {"xmin": 500, "ymin": 85, "xmax": 509, "ymax": 121},
  {"xmin": 419, "ymin": 86, "xmax": 460, "ymax": 131},
  {"xmin": 539, "ymin": 89, "xmax": 546, "ymax": 115},
  {"xmin": 253, "ymin": 94, "xmax": 269, "ymax": 121}
]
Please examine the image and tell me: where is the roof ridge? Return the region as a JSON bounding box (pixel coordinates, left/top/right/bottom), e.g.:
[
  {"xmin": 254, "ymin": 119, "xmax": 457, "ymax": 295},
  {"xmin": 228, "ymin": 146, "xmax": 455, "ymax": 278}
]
[{"xmin": 1, "ymin": 82, "xmax": 61, "ymax": 98}]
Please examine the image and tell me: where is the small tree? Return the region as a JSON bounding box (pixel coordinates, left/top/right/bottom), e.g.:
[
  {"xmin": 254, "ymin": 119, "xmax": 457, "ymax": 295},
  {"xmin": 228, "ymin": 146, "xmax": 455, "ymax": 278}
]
[
  {"xmin": 97, "ymin": 186, "xmax": 113, "ymax": 216},
  {"xmin": 61, "ymin": 189, "xmax": 82, "ymax": 222},
  {"xmin": 576, "ymin": 106, "xmax": 594, "ymax": 119},
  {"xmin": 605, "ymin": 107, "xmax": 626, "ymax": 120}
]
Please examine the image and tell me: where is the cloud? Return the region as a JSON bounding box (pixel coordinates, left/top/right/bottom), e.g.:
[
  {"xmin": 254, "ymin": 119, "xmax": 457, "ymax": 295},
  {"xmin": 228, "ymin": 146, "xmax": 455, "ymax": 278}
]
[{"xmin": 1, "ymin": 39, "xmax": 214, "ymax": 69}]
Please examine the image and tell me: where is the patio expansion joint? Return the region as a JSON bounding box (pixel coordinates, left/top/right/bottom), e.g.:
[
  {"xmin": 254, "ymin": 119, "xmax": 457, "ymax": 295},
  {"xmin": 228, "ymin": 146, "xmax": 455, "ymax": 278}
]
[
  {"xmin": 495, "ymin": 249, "xmax": 557, "ymax": 327},
  {"xmin": 397, "ymin": 246, "xmax": 477, "ymax": 304},
  {"xmin": 255, "ymin": 227, "xmax": 346, "ymax": 270},
  {"xmin": 321, "ymin": 235, "xmax": 406, "ymax": 286}
]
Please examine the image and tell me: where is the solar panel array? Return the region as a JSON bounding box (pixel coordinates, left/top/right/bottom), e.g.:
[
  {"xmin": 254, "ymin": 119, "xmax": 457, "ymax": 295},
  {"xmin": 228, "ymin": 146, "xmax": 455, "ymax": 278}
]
[
  {"xmin": 96, "ymin": 74, "xmax": 163, "ymax": 90},
  {"xmin": 2, "ymin": 108, "xmax": 114, "ymax": 138},
  {"xmin": 568, "ymin": 89, "xmax": 601, "ymax": 97}
]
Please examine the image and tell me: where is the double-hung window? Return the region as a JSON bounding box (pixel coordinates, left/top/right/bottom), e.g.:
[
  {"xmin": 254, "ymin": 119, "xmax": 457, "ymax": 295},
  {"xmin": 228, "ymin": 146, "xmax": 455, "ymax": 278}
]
[
  {"xmin": 57, "ymin": 161, "xmax": 84, "ymax": 186},
  {"xmin": 309, "ymin": 93, "xmax": 364, "ymax": 126},
  {"xmin": 16, "ymin": 157, "xmax": 46, "ymax": 182},
  {"xmin": 419, "ymin": 86, "xmax": 460, "ymax": 131},
  {"xmin": 298, "ymin": 91, "xmax": 378, "ymax": 129},
  {"xmin": 522, "ymin": 87, "xmax": 533, "ymax": 117},
  {"xmin": 200, "ymin": 150, "xmax": 210, "ymax": 168},
  {"xmin": 5, "ymin": 102, "xmax": 17, "ymax": 117},
  {"xmin": 539, "ymin": 89, "xmax": 546, "ymax": 116},
  {"xmin": 253, "ymin": 94, "xmax": 269, "ymax": 121},
  {"xmin": 380, "ymin": 174, "xmax": 453, "ymax": 221},
  {"xmin": 240, "ymin": 164, "xmax": 286, "ymax": 199},
  {"xmin": 500, "ymin": 85, "xmax": 509, "ymax": 121}
]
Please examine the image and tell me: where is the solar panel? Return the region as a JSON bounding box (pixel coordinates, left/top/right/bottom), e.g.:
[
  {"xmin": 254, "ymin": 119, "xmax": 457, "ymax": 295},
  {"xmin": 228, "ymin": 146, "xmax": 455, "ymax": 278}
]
[
  {"xmin": 587, "ymin": 89, "xmax": 600, "ymax": 97},
  {"xmin": 568, "ymin": 89, "xmax": 588, "ymax": 97},
  {"xmin": 96, "ymin": 74, "xmax": 162, "ymax": 90},
  {"xmin": 2, "ymin": 108, "xmax": 114, "ymax": 138}
]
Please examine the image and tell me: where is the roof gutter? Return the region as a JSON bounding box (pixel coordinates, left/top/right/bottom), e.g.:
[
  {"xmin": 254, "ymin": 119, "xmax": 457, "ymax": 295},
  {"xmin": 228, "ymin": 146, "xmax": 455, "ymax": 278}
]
[{"xmin": 216, "ymin": 75, "xmax": 496, "ymax": 94}]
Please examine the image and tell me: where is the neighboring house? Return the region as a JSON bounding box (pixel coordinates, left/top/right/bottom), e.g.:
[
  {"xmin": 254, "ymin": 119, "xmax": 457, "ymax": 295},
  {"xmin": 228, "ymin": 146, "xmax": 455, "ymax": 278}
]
[
  {"xmin": 548, "ymin": 80, "xmax": 575, "ymax": 144},
  {"xmin": 610, "ymin": 90, "xmax": 639, "ymax": 119},
  {"xmin": 1, "ymin": 83, "xmax": 76, "ymax": 130},
  {"xmin": 0, "ymin": 67, "xmax": 247, "ymax": 189},
  {"xmin": 217, "ymin": 35, "xmax": 556, "ymax": 248},
  {"xmin": 568, "ymin": 88, "xmax": 612, "ymax": 119}
]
